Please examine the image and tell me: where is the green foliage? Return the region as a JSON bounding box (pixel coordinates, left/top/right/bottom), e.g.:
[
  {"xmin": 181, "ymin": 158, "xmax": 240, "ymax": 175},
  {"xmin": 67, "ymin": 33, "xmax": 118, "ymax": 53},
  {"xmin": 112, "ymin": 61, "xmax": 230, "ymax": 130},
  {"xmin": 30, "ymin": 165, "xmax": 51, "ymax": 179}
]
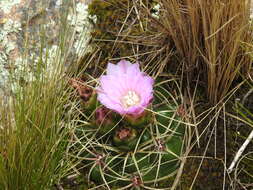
[
  {"xmin": 0, "ymin": 62, "xmax": 72, "ymax": 189},
  {"xmin": 0, "ymin": 2, "xmax": 80, "ymax": 188}
]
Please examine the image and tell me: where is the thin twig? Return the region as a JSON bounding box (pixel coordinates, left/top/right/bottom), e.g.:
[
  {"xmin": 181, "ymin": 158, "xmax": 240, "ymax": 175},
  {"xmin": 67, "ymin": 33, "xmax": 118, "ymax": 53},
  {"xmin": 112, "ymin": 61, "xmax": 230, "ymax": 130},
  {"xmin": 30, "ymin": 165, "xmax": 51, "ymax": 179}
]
[{"xmin": 227, "ymin": 130, "xmax": 253, "ymax": 173}]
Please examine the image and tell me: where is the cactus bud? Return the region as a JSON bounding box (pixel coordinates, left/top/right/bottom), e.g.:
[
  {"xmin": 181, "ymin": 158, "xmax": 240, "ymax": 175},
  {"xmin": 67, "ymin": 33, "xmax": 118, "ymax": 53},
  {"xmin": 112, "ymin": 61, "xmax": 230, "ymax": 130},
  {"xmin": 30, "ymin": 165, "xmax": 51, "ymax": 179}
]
[
  {"xmin": 69, "ymin": 78, "xmax": 97, "ymax": 111},
  {"xmin": 113, "ymin": 127, "xmax": 138, "ymax": 151},
  {"xmin": 132, "ymin": 175, "xmax": 142, "ymax": 187},
  {"xmin": 94, "ymin": 106, "xmax": 116, "ymax": 135}
]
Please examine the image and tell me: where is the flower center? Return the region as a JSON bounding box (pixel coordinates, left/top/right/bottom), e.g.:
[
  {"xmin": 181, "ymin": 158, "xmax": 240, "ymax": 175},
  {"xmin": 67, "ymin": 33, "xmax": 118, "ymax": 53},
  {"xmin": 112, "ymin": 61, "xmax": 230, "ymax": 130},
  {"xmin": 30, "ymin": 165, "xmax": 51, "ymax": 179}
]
[{"xmin": 121, "ymin": 91, "xmax": 140, "ymax": 108}]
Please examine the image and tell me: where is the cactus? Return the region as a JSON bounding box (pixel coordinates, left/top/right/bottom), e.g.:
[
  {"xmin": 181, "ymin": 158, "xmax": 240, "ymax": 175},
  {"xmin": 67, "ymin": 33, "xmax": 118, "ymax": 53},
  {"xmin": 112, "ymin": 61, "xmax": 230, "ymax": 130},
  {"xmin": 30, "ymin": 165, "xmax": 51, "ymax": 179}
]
[
  {"xmin": 70, "ymin": 86, "xmax": 185, "ymax": 188},
  {"xmin": 70, "ymin": 82, "xmax": 185, "ymax": 189}
]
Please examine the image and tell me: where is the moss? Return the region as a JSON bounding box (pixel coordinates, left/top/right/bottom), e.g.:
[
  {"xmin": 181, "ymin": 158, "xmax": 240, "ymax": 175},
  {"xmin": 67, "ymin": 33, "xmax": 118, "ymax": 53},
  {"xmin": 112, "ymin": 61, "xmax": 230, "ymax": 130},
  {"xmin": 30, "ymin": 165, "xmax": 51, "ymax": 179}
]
[{"xmin": 86, "ymin": 0, "xmax": 155, "ymax": 68}]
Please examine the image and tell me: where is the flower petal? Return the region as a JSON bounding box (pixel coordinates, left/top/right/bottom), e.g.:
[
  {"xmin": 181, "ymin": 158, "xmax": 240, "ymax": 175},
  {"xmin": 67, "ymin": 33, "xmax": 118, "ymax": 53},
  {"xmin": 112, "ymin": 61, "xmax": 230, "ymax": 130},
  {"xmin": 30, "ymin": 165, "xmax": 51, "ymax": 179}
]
[
  {"xmin": 117, "ymin": 60, "xmax": 132, "ymax": 74},
  {"xmin": 97, "ymin": 93, "xmax": 125, "ymax": 114},
  {"xmin": 126, "ymin": 63, "xmax": 141, "ymax": 76},
  {"xmin": 107, "ymin": 62, "xmax": 118, "ymax": 76}
]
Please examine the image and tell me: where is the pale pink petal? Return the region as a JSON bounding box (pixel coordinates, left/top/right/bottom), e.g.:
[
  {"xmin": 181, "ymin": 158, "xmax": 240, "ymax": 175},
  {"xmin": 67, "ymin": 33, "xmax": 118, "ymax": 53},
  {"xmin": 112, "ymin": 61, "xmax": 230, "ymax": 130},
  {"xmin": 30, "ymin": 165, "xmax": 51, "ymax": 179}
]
[
  {"xmin": 106, "ymin": 62, "xmax": 119, "ymax": 75},
  {"xmin": 117, "ymin": 60, "xmax": 132, "ymax": 73},
  {"xmin": 97, "ymin": 93, "xmax": 125, "ymax": 114},
  {"xmin": 100, "ymin": 76, "xmax": 124, "ymax": 97},
  {"xmin": 126, "ymin": 63, "xmax": 141, "ymax": 76},
  {"xmin": 126, "ymin": 105, "xmax": 145, "ymax": 115}
]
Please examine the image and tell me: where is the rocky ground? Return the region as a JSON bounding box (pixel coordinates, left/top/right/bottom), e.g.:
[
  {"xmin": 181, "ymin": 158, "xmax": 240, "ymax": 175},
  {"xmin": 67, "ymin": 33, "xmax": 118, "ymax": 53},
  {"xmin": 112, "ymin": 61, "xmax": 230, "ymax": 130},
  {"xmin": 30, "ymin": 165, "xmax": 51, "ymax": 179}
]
[{"xmin": 0, "ymin": 0, "xmax": 94, "ymax": 96}]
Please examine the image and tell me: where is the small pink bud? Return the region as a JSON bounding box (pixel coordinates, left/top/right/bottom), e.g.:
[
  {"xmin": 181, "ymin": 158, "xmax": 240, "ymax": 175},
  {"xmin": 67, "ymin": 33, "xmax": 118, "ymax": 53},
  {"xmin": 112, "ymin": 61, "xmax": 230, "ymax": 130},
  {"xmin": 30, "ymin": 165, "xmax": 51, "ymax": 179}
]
[
  {"xmin": 94, "ymin": 106, "xmax": 115, "ymax": 134},
  {"xmin": 69, "ymin": 78, "xmax": 97, "ymax": 110},
  {"xmin": 132, "ymin": 175, "xmax": 142, "ymax": 187},
  {"xmin": 116, "ymin": 128, "xmax": 131, "ymax": 140}
]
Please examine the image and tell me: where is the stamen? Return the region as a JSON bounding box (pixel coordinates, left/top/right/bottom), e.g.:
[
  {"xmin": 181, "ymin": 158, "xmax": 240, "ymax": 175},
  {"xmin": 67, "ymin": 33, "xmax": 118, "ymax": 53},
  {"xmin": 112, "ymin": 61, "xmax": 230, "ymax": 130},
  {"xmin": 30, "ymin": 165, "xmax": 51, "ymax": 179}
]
[{"xmin": 121, "ymin": 91, "xmax": 140, "ymax": 108}]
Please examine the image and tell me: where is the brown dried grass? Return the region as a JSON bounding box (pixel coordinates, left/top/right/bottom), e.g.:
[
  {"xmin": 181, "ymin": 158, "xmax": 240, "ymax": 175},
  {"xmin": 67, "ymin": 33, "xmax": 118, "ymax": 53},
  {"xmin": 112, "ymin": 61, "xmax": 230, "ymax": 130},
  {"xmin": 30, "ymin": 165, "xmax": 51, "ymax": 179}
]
[{"xmin": 145, "ymin": 0, "xmax": 252, "ymax": 104}]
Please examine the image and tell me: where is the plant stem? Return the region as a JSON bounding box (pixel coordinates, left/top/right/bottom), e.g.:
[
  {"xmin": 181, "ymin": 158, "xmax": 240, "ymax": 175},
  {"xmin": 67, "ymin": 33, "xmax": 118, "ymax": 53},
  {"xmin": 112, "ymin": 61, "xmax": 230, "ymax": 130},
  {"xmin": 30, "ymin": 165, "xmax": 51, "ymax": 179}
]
[{"xmin": 227, "ymin": 130, "xmax": 253, "ymax": 173}]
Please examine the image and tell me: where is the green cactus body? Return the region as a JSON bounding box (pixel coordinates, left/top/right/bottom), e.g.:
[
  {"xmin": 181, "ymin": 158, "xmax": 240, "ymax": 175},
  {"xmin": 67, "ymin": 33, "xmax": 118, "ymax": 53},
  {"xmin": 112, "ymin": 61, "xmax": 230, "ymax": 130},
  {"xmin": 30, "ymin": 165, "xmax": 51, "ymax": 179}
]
[
  {"xmin": 125, "ymin": 152, "xmax": 152, "ymax": 173},
  {"xmin": 89, "ymin": 155, "xmax": 120, "ymax": 185},
  {"xmin": 86, "ymin": 108, "xmax": 184, "ymax": 187}
]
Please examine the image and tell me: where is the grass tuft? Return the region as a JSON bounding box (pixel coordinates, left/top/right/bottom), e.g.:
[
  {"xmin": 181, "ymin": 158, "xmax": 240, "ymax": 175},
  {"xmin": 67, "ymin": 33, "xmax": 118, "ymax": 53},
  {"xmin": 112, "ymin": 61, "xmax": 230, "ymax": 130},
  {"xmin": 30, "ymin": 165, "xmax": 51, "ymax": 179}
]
[
  {"xmin": 150, "ymin": 0, "xmax": 252, "ymax": 104},
  {"xmin": 0, "ymin": 1, "xmax": 87, "ymax": 188}
]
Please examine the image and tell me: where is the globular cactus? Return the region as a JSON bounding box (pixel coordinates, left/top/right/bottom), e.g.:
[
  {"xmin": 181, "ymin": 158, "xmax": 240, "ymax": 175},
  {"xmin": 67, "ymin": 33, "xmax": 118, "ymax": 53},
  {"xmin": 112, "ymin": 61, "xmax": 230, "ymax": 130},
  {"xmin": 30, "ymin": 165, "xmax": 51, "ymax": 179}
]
[{"xmin": 70, "ymin": 61, "xmax": 186, "ymax": 189}]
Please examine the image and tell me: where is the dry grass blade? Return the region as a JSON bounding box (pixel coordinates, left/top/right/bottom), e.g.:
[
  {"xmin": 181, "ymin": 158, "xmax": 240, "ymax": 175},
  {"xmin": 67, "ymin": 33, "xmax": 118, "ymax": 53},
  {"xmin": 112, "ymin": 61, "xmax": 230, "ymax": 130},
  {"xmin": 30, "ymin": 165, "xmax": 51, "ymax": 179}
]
[{"xmin": 151, "ymin": 0, "xmax": 252, "ymax": 104}]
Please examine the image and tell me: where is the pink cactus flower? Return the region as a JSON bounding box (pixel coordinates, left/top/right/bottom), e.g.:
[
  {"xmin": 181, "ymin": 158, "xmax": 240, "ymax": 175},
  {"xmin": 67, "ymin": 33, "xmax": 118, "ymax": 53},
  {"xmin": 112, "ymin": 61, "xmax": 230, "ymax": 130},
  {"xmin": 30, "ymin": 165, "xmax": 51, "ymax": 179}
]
[{"xmin": 97, "ymin": 60, "xmax": 154, "ymax": 116}]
